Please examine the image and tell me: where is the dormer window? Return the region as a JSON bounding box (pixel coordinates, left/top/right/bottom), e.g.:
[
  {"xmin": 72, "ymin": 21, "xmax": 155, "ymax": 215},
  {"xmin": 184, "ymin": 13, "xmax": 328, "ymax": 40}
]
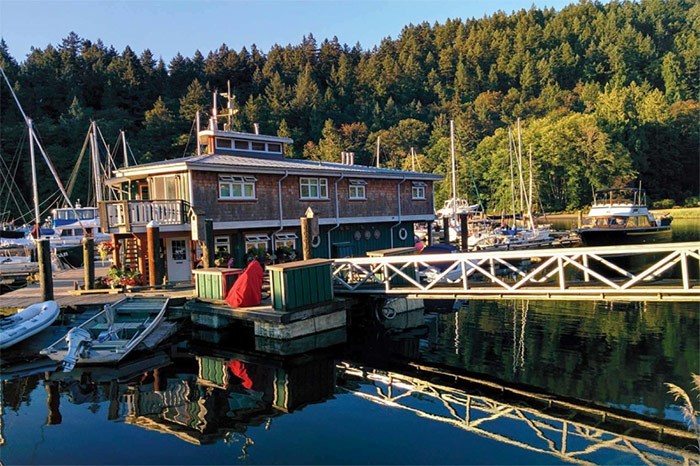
[
  {"xmin": 268, "ymin": 143, "xmax": 282, "ymax": 153},
  {"xmin": 234, "ymin": 140, "xmax": 249, "ymax": 150},
  {"xmin": 219, "ymin": 175, "xmax": 257, "ymax": 200}
]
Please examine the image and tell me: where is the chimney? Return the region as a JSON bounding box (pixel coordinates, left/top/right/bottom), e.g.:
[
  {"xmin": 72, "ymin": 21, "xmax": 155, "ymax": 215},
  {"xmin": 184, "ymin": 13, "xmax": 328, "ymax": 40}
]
[
  {"xmin": 341, "ymin": 151, "xmax": 354, "ymax": 165},
  {"xmin": 253, "ymin": 123, "xmax": 259, "ymax": 135}
]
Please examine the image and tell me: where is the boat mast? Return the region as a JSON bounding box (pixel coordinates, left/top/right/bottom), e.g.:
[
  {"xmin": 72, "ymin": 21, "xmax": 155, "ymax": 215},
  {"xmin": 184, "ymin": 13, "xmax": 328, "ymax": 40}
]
[
  {"xmin": 376, "ymin": 136, "xmax": 380, "ymax": 168},
  {"xmin": 28, "ymin": 119, "xmax": 41, "ymax": 228},
  {"xmin": 450, "ymin": 119, "xmax": 456, "ymax": 219},
  {"xmin": 122, "ymin": 130, "xmax": 128, "ymax": 168},
  {"xmin": 90, "ymin": 122, "xmax": 103, "ymax": 204}
]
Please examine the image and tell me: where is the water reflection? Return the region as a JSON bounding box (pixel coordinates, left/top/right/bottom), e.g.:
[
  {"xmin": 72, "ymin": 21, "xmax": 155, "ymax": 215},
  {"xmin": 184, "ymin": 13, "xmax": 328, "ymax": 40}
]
[{"xmin": 1, "ymin": 296, "xmax": 699, "ymax": 464}]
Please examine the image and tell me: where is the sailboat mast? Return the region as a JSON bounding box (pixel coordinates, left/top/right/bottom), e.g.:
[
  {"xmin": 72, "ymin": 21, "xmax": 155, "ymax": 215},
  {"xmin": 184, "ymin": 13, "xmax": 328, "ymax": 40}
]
[
  {"xmin": 28, "ymin": 119, "xmax": 41, "ymax": 228},
  {"xmin": 122, "ymin": 130, "xmax": 128, "ymax": 168},
  {"xmin": 90, "ymin": 122, "xmax": 103, "ymax": 204},
  {"xmin": 509, "ymin": 129, "xmax": 516, "ymax": 227},
  {"xmin": 450, "ymin": 119, "xmax": 456, "ymax": 218}
]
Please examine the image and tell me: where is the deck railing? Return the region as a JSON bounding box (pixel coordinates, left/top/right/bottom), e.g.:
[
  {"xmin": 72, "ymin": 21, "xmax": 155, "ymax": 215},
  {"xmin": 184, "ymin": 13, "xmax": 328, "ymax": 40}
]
[
  {"xmin": 100, "ymin": 200, "xmax": 191, "ymax": 231},
  {"xmin": 332, "ymin": 241, "xmax": 700, "ymax": 302}
]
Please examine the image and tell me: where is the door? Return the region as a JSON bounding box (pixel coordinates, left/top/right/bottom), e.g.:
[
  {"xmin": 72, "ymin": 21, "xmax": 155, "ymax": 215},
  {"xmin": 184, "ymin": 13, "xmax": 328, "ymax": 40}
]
[{"xmin": 166, "ymin": 238, "xmax": 191, "ymax": 282}]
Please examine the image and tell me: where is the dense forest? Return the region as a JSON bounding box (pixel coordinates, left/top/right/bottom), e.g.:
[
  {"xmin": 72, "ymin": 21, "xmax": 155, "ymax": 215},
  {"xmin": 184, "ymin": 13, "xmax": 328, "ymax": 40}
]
[{"xmin": 0, "ymin": 0, "xmax": 698, "ymax": 224}]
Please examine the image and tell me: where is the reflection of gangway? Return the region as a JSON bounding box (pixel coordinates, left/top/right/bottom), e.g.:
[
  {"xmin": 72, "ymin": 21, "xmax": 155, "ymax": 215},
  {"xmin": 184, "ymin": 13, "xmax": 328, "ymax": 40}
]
[
  {"xmin": 337, "ymin": 362, "xmax": 700, "ymax": 465},
  {"xmin": 332, "ymin": 241, "xmax": 700, "ymax": 302}
]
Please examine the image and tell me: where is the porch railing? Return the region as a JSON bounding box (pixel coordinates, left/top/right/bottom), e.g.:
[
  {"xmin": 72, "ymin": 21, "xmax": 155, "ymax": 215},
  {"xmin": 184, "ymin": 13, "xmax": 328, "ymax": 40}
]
[{"xmin": 100, "ymin": 200, "xmax": 191, "ymax": 230}]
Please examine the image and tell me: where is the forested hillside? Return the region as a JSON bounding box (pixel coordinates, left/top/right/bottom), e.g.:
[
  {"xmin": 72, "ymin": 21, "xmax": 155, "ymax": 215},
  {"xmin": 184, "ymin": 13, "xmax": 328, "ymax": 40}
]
[{"xmin": 0, "ymin": 0, "xmax": 697, "ymax": 222}]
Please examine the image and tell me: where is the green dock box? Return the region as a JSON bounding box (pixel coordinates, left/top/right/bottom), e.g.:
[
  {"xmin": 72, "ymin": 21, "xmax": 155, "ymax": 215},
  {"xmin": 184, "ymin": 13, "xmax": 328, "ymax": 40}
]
[
  {"xmin": 268, "ymin": 259, "xmax": 334, "ymax": 311},
  {"xmin": 192, "ymin": 268, "xmax": 243, "ymax": 300},
  {"xmin": 366, "ymin": 247, "xmax": 418, "ymax": 287}
]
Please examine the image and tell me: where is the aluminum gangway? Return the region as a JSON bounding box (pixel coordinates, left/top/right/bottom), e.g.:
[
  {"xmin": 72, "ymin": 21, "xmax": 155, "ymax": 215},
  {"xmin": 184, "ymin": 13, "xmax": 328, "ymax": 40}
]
[{"xmin": 332, "ymin": 241, "xmax": 700, "ymax": 302}]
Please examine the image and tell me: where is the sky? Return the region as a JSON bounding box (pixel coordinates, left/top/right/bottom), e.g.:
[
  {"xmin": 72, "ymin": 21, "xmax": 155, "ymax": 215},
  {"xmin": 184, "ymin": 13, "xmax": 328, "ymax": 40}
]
[{"xmin": 1, "ymin": 0, "xmax": 578, "ymax": 65}]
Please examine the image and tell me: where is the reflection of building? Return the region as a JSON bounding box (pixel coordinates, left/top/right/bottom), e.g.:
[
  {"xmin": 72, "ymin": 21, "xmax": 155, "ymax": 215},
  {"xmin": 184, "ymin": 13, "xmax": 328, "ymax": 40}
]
[{"xmin": 122, "ymin": 345, "xmax": 337, "ymax": 446}]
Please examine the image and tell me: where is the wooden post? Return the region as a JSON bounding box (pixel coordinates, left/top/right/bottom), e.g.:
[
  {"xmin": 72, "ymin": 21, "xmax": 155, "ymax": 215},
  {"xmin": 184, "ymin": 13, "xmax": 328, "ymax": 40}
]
[
  {"xmin": 147, "ymin": 221, "xmax": 163, "ymax": 286},
  {"xmin": 82, "ymin": 236, "xmax": 95, "ymax": 290},
  {"xmin": 37, "ymin": 238, "xmax": 53, "ymax": 301},
  {"xmin": 459, "ymin": 212, "xmax": 469, "ymax": 252},
  {"xmin": 202, "ymin": 218, "xmax": 214, "ymax": 268},
  {"xmin": 301, "ymin": 217, "xmax": 312, "ymax": 260},
  {"xmin": 442, "ymin": 216, "xmax": 450, "ymax": 243},
  {"xmin": 112, "ymin": 236, "xmax": 121, "ymax": 269},
  {"xmin": 577, "ymin": 210, "xmax": 583, "ymax": 229},
  {"xmin": 427, "ymin": 222, "xmax": 433, "ymax": 246}
]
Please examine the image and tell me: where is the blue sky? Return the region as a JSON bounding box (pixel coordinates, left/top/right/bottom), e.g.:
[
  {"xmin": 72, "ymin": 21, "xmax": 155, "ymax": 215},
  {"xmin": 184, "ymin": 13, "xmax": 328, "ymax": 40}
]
[{"xmin": 1, "ymin": 0, "xmax": 577, "ymax": 64}]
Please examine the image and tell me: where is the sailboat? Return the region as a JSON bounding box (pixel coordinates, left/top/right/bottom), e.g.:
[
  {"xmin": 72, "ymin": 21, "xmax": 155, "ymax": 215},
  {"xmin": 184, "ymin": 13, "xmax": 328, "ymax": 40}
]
[
  {"xmin": 435, "ymin": 120, "xmax": 484, "ymax": 243},
  {"xmin": 470, "ymin": 120, "xmax": 554, "ymax": 251}
]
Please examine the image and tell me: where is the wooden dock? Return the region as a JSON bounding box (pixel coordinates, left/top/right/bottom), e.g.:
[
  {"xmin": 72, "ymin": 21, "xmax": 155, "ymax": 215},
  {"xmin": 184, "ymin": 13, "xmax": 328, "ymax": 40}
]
[{"xmin": 0, "ymin": 263, "xmax": 195, "ymax": 310}]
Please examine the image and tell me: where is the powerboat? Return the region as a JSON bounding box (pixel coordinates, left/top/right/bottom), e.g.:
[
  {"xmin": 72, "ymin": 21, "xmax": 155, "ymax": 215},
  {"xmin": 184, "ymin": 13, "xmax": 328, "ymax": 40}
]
[{"xmin": 575, "ymin": 188, "xmax": 672, "ymax": 246}]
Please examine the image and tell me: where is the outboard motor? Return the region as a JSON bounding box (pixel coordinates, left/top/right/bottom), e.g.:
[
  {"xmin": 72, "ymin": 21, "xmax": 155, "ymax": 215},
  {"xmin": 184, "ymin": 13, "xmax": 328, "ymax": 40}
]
[{"xmin": 61, "ymin": 327, "xmax": 92, "ymax": 372}]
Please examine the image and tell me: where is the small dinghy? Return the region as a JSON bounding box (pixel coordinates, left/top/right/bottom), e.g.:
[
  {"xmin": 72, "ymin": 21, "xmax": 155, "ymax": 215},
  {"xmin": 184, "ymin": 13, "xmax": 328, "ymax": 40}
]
[
  {"xmin": 0, "ymin": 300, "xmax": 60, "ymax": 350},
  {"xmin": 40, "ymin": 296, "xmax": 170, "ymax": 371}
]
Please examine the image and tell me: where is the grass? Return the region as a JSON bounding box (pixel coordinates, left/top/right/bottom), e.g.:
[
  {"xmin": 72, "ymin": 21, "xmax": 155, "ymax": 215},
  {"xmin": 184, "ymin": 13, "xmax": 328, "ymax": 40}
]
[{"xmin": 666, "ymin": 374, "xmax": 700, "ymax": 451}]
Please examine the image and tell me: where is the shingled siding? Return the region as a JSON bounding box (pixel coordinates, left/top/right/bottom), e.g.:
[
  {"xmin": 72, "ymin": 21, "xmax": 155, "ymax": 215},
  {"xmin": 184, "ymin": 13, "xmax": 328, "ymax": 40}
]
[{"xmin": 190, "ymin": 171, "xmax": 434, "ymax": 222}]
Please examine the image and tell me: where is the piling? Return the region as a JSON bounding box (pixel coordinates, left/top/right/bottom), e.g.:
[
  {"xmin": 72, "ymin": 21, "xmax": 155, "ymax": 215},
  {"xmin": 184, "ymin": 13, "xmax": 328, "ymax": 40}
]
[
  {"xmin": 82, "ymin": 236, "xmax": 95, "ymax": 290},
  {"xmin": 442, "ymin": 216, "xmax": 450, "ymax": 243},
  {"xmin": 459, "ymin": 212, "xmax": 469, "ymax": 251},
  {"xmin": 301, "ymin": 217, "xmax": 312, "ymax": 260},
  {"xmin": 147, "ymin": 221, "xmax": 163, "ymax": 286},
  {"xmin": 37, "ymin": 238, "xmax": 53, "ymax": 301},
  {"xmin": 202, "ymin": 218, "xmax": 214, "ymax": 268}
]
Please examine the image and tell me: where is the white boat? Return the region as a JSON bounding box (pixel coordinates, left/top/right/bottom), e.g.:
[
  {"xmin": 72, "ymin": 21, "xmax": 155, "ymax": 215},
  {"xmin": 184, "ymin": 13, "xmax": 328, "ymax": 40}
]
[
  {"xmin": 0, "ymin": 300, "xmax": 60, "ymax": 349},
  {"xmin": 575, "ymin": 187, "xmax": 672, "ymax": 246},
  {"xmin": 41, "ymin": 296, "xmax": 172, "ymax": 371}
]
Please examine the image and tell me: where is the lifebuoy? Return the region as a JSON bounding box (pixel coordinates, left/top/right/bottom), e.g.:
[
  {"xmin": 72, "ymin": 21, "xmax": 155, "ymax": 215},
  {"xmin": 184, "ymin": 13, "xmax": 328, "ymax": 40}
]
[
  {"xmin": 398, "ymin": 227, "xmax": 408, "ymax": 241},
  {"xmin": 311, "ymin": 235, "xmax": 321, "ymax": 248}
]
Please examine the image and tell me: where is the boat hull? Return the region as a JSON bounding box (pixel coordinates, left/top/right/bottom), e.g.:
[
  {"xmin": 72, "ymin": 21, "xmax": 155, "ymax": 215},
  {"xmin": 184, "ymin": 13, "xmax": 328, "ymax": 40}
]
[
  {"xmin": 576, "ymin": 226, "xmax": 672, "ymax": 246},
  {"xmin": 0, "ymin": 300, "xmax": 60, "ymax": 349},
  {"xmin": 40, "ymin": 297, "xmax": 170, "ymax": 368}
]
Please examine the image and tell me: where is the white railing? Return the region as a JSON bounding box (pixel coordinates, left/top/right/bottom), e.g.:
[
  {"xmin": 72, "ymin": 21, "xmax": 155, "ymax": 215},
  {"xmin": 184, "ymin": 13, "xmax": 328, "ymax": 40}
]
[
  {"xmin": 103, "ymin": 200, "xmax": 190, "ymax": 229},
  {"xmin": 332, "ymin": 241, "xmax": 700, "ymax": 301}
]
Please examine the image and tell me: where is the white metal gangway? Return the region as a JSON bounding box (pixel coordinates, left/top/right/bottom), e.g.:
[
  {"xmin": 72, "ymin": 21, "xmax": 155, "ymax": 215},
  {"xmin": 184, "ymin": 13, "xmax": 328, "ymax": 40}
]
[{"xmin": 332, "ymin": 241, "xmax": 700, "ymax": 302}]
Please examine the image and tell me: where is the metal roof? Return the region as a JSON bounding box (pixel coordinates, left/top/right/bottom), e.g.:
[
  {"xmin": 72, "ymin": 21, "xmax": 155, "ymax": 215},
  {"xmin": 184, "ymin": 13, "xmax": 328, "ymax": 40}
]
[{"xmin": 110, "ymin": 153, "xmax": 442, "ymax": 181}]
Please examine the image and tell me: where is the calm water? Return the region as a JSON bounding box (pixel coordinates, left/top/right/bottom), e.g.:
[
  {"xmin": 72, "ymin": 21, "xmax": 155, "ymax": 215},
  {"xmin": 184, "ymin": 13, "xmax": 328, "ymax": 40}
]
[{"xmin": 1, "ymin": 219, "xmax": 699, "ymax": 465}]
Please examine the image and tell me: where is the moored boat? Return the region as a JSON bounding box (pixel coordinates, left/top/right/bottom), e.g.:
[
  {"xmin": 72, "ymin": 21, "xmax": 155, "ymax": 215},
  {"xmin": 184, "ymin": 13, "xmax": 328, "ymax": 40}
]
[
  {"xmin": 40, "ymin": 296, "xmax": 171, "ymax": 371},
  {"xmin": 0, "ymin": 300, "xmax": 60, "ymax": 349},
  {"xmin": 575, "ymin": 188, "xmax": 672, "ymax": 246}
]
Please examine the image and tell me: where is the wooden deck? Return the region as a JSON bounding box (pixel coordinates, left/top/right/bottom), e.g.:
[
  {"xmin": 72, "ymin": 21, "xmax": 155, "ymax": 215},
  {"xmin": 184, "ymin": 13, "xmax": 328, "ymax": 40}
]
[{"xmin": 0, "ymin": 263, "xmax": 195, "ymax": 310}]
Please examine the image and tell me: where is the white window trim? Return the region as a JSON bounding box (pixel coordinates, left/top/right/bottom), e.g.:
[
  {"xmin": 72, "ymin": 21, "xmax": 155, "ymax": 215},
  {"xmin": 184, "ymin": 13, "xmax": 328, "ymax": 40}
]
[
  {"xmin": 412, "ymin": 181, "xmax": 427, "ymax": 200},
  {"xmin": 219, "ymin": 175, "xmax": 257, "ymax": 200},
  {"xmin": 300, "ymin": 177, "xmax": 329, "ymax": 200},
  {"xmin": 349, "ymin": 179, "xmax": 367, "ymax": 200},
  {"xmin": 215, "ymin": 137, "xmax": 233, "ymax": 149}
]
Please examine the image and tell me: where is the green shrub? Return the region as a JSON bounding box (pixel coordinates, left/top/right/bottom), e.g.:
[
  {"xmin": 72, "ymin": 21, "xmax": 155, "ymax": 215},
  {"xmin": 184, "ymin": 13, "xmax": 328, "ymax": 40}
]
[
  {"xmin": 683, "ymin": 196, "xmax": 700, "ymax": 207},
  {"xmin": 651, "ymin": 198, "xmax": 675, "ymax": 209}
]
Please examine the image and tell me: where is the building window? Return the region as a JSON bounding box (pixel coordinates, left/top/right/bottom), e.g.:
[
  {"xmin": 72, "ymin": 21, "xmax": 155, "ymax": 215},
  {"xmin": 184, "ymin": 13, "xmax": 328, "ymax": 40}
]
[
  {"xmin": 267, "ymin": 143, "xmax": 282, "ymax": 153},
  {"xmin": 215, "ymin": 138, "xmax": 232, "ymax": 149},
  {"xmin": 234, "ymin": 140, "xmax": 249, "ymax": 150},
  {"xmin": 214, "ymin": 236, "xmax": 230, "ymax": 255},
  {"xmin": 219, "ymin": 175, "xmax": 256, "ymax": 200},
  {"xmin": 300, "ymin": 177, "xmax": 328, "ymax": 199},
  {"xmin": 412, "ymin": 182, "xmax": 426, "ymax": 200},
  {"xmin": 349, "ymin": 179, "xmax": 367, "ymax": 200},
  {"xmin": 245, "ymin": 234, "xmax": 269, "ymax": 254},
  {"xmin": 274, "ymin": 233, "xmax": 298, "ymax": 250},
  {"xmin": 251, "ymin": 141, "xmax": 266, "ymax": 151}
]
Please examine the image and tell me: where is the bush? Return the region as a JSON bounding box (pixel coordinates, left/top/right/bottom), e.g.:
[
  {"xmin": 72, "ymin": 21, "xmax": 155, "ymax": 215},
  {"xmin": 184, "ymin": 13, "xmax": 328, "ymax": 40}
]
[
  {"xmin": 651, "ymin": 198, "xmax": 675, "ymax": 209},
  {"xmin": 683, "ymin": 196, "xmax": 699, "ymax": 207}
]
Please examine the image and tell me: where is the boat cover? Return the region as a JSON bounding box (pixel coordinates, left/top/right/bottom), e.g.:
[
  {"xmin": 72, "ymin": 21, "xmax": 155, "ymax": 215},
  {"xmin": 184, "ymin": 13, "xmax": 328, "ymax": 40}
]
[{"xmin": 225, "ymin": 260, "xmax": 264, "ymax": 308}]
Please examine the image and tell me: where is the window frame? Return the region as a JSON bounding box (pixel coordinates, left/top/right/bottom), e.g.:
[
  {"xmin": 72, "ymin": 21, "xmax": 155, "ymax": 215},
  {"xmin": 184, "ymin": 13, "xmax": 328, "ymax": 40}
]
[
  {"xmin": 348, "ymin": 179, "xmax": 367, "ymax": 200},
  {"xmin": 299, "ymin": 177, "xmax": 329, "ymax": 200},
  {"xmin": 218, "ymin": 175, "xmax": 257, "ymax": 200},
  {"xmin": 412, "ymin": 181, "xmax": 427, "ymax": 200}
]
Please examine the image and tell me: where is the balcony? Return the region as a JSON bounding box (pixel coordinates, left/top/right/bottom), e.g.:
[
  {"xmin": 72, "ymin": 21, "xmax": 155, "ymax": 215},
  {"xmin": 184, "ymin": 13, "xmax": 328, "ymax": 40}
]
[{"xmin": 99, "ymin": 200, "xmax": 191, "ymax": 232}]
